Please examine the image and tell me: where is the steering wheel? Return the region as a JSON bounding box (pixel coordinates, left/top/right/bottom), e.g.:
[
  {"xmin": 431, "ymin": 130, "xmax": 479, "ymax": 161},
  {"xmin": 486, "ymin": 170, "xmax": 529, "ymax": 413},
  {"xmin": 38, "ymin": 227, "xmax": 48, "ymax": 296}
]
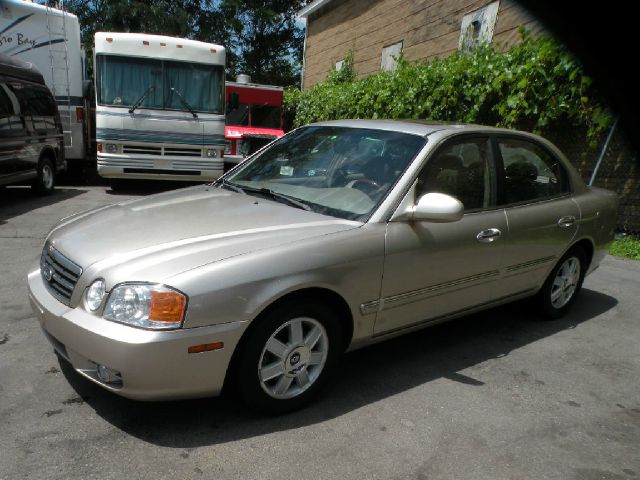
[{"xmin": 348, "ymin": 178, "xmax": 380, "ymax": 196}]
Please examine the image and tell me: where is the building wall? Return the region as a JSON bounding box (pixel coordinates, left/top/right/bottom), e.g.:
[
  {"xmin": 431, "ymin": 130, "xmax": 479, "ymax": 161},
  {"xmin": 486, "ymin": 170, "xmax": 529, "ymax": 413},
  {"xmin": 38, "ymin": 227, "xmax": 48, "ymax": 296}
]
[
  {"xmin": 301, "ymin": 1, "xmax": 639, "ymax": 231},
  {"xmin": 303, "ymin": 0, "xmax": 543, "ymax": 89}
]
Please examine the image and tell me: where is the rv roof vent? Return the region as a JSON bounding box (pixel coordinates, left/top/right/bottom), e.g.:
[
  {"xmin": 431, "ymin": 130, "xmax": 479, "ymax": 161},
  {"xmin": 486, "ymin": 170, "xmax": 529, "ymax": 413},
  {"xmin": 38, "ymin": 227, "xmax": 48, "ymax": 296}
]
[{"xmin": 236, "ymin": 74, "xmax": 251, "ymax": 84}]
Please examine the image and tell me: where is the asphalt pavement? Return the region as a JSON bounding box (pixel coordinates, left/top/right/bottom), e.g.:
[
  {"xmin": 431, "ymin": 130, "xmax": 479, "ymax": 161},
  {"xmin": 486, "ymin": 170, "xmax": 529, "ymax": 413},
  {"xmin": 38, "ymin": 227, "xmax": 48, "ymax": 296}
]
[{"xmin": 0, "ymin": 181, "xmax": 638, "ymax": 480}]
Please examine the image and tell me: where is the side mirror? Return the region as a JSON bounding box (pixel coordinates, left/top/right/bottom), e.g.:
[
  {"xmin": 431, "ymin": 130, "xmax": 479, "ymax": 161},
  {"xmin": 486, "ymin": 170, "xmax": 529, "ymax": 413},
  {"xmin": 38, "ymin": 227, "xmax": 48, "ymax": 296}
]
[
  {"xmin": 229, "ymin": 92, "xmax": 240, "ymax": 110},
  {"xmin": 82, "ymin": 80, "xmax": 93, "ymax": 98},
  {"xmin": 411, "ymin": 192, "xmax": 464, "ymax": 222}
]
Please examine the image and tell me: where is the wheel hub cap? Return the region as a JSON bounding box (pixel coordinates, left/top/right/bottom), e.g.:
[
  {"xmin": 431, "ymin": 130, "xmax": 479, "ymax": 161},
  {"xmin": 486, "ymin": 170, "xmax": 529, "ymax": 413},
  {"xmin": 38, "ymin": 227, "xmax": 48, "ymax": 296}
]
[
  {"xmin": 550, "ymin": 256, "xmax": 581, "ymax": 309},
  {"xmin": 258, "ymin": 317, "xmax": 329, "ymax": 400}
]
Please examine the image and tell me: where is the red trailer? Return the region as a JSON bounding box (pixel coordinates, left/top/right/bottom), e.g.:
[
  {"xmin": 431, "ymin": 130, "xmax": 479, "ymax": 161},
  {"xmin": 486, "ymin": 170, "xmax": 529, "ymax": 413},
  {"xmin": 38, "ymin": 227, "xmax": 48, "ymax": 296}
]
[{"xmin": 224, "ymin": 75, "xmax": 284, "ymax": 166}]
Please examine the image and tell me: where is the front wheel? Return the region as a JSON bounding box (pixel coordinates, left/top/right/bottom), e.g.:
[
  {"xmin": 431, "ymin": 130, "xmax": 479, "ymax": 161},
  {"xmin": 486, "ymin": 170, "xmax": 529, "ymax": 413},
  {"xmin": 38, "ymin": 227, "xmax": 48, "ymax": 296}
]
[
  {"xmin": 235, "ymin": 300, "xmax": 342, "ymax": 414},
  {"xmin": 537, "ymin": 247, "xmax": 587, "ymax": 319},
  {"xmin": 32, "ymin": 157, "xmax": 55, "ymax": 195}
]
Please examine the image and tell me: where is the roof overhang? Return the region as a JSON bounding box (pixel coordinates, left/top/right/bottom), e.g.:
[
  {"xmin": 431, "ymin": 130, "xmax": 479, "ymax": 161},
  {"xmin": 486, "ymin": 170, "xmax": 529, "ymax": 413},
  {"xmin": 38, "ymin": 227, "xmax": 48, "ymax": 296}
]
[{"xmin": 297, "ymin": 0, "xmax": 335, "ymax": 19}]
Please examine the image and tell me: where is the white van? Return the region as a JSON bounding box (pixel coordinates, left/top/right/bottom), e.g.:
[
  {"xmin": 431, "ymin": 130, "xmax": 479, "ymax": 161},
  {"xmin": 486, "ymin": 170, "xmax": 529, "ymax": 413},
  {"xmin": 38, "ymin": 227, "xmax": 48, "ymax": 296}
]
[{"xmin": 0, "ymin": 0, "xmax": 88, "ymax": 165}]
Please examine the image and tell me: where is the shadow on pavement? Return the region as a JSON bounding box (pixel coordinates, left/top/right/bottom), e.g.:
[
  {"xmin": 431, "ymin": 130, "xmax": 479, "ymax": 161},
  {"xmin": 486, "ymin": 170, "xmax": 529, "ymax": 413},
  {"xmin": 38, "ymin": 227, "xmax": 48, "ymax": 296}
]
[
  {"xmin": 0, "ymin": 186, "xmax": 86, "ymax": 225},
  {"xmin": 57, "ymin": 165, "xmax": 194, "ymax": 195},
  {"xmin": 59, "ymin": 288, "xmax": 617, "ymax": 448}
]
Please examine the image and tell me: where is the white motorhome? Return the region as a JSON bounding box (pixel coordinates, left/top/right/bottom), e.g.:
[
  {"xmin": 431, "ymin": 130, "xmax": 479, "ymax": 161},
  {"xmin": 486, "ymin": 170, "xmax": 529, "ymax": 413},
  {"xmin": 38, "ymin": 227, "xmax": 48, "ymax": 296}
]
[
  {"xmin": 0, "ymin": 0, "xmax": 88, "ymax": 164},
  {"xmin": 94, "ymin": 32, "xmax": 226, "ymax": 183}
]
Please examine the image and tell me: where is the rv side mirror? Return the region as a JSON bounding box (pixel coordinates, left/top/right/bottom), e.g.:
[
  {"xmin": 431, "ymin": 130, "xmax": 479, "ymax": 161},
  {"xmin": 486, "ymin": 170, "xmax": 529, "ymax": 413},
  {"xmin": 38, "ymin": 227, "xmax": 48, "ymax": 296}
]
[
  {"xmin": 229, "ymin": 92, "xmax": 240, "ymax": 110},
  {"xmin": 82, "ymin": 80, "xmax": 93, "ymax": 98}
]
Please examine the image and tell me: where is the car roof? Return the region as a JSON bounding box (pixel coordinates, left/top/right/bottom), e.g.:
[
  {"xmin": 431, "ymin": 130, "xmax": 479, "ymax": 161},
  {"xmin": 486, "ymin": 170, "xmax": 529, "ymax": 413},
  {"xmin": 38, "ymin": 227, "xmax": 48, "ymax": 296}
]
[
  {"xmin": 309, "ymin": 119, "xmax": 522, "ymax": 138},
  {"xmin": 0, "ymin": 53, "xmax": 46, "ymax": 85}
]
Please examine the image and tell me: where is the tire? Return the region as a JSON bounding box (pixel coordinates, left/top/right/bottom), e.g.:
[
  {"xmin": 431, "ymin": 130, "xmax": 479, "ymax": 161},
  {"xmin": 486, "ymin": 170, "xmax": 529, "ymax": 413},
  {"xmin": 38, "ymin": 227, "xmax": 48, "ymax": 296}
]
[
  {"xmin": 235, "ymin": 299, "xmax": 343, "ymax": 414},
  {"xmin": 32, "ymin": 157, "xmax": 55, "ymax": 195},
  {"xmin": 537, "ymin": 247, "xmax": 587, "ymax": 319},
  {"xmin": 108, "ymin": 179, "xmax": 129, "ymax": 192}
]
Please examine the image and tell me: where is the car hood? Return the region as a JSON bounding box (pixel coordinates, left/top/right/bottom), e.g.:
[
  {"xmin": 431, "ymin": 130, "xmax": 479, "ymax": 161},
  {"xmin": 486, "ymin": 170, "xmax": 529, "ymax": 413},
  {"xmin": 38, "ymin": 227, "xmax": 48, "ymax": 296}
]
[{"xmin": 47, "ymin": 185, "xmax": 361, "ymax": 281}]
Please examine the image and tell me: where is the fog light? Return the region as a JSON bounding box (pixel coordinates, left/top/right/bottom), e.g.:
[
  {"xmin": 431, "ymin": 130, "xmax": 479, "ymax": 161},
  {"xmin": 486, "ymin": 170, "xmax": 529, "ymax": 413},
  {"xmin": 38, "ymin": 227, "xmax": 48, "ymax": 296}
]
[
  {"xmin": 96, "ymin": 364, "xmax": 122, "ymax": 385},
  {"xmin": 206, "ymin": 148, "xmax": 218, "ymax": 158}
]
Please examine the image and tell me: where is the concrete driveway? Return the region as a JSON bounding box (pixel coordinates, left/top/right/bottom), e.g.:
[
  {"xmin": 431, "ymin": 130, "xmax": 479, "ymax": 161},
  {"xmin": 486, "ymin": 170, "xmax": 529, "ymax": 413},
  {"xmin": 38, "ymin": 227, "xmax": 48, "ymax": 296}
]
[{"xmin": 1, "ymin": 183, "xmax": 638, "ymax": 480}]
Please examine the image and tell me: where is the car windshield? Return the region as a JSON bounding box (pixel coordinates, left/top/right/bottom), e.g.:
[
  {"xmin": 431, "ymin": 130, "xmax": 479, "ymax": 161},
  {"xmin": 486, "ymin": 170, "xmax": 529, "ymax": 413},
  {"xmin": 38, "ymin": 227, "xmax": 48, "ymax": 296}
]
[
  {"xmin": 224, "ymin": 125, "xmax": 427, "ymax": 221},
  {"xmin": 96, "ymin": 54, "xmax": 224, "ymax": 114}
]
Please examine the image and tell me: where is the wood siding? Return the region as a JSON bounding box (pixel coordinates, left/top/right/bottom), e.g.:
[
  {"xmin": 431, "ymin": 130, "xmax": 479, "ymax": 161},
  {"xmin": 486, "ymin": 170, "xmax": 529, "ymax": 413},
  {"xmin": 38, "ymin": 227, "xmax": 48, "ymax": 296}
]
[{"xmin": 303, "ymin": 0, "xmax": 544, "ymax": 89}]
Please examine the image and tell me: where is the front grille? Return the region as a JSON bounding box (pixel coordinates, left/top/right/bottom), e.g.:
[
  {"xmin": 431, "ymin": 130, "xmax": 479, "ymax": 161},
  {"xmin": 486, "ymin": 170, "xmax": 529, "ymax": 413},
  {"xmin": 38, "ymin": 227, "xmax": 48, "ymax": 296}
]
[
  {"xmin": 123, "ymin": 145, "xmax": 162, "ymax": 155},
  {"xmin": 40, "ymin": 243, "xmax": 82, "ymax": 306},
  {"xmin": 123, "ymin": 168, "xmax": 199, "ymax": 176},
  {"xmin": 165, "ymin": 147, "xmax": 202, "ymax": 157}
]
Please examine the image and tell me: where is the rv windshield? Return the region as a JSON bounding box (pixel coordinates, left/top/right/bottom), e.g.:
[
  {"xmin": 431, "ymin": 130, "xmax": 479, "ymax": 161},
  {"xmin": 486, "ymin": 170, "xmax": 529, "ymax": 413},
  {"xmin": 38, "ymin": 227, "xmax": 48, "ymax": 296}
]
[{"xmin": 96, "ymin": 55, "xmax": 224, "ymax": 114}]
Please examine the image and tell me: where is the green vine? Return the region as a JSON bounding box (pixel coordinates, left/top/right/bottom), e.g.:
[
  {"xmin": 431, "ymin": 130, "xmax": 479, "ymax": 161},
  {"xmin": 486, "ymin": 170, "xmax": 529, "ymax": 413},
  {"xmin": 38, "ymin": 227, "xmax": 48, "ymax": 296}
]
[{"xmin": 285, "ymin": 32, "xmax": 613, "ymax": 147}]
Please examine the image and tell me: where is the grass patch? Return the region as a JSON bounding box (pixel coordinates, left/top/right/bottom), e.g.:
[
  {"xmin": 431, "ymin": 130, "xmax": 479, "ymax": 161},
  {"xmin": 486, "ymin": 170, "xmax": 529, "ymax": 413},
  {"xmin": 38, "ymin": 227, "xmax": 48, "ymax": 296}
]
[{"xmin": 609, "ymin": 235, "xmax": 640, "ymax": 260}]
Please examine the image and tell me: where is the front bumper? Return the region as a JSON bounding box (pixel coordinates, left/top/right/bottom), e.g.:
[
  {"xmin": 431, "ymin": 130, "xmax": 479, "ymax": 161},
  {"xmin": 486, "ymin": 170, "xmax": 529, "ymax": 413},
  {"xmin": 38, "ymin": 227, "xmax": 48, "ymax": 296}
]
[
  {"xmin": 97, "ymin": 154, "xmax": 224, "ymax": 182},
  {"xmin": 27, "ymin": 268, "xmax": 247, "ymax": 401}
]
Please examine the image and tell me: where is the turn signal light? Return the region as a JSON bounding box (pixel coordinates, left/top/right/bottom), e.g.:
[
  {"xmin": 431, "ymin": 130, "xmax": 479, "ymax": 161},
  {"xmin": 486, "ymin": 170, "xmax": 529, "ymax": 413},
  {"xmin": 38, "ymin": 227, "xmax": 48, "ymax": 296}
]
[
  {"xmin": 188, "ymin": 342, "xmax": 224, "ymax": 354},
  {"xmin": 149, "ymin": 291, "xmax": 186, "ymax": 323}
]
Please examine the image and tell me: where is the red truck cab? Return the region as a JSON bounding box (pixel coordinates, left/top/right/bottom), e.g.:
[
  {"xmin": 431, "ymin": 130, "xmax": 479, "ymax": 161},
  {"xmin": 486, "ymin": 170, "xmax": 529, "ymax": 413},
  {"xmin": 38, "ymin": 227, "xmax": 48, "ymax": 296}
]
[{"xmin": 224, "ymin": 75, "xmax": 284, "ymax": 167}]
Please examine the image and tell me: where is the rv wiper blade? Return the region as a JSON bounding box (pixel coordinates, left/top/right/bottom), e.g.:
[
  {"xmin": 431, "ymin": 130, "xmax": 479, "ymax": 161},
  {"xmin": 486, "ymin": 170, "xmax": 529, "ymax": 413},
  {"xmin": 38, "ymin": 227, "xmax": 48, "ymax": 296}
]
[
  {"xmin": 170, "ymin": 87, "xmax": 198, "ymax": 118},
  {"xmin": 128, "ymin": 85, "xmax": 155, "ymax": 114}
]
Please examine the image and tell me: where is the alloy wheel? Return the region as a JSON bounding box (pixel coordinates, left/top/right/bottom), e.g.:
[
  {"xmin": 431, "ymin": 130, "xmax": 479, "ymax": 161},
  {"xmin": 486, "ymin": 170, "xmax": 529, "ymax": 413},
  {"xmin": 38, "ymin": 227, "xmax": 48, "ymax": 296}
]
[
  {"xmin": 258, "ymin": 317, "xmax": 329, "ymax": 400},
  {"xmin": 550, "ymin": 256, "xmax": 581, "ymax": 309}
]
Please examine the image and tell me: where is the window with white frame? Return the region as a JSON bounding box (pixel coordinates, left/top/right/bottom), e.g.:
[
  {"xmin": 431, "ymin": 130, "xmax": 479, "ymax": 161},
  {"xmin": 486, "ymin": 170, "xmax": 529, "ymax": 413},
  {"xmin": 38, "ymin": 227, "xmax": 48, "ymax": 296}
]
[
  {"xmin": 381, "ymin": 41, "xmax": 403, "ymax": 72},
  {"xmin": 459, "ymin": 1, "xmax": 500, "ymax": 50}
]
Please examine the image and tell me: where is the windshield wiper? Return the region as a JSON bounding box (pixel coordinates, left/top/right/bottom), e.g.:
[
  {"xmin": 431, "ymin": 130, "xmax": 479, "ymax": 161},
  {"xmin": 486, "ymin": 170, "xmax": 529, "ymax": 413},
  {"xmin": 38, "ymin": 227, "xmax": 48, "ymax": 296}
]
[
  {"xmin": 243, "ymin": 185, "xmax": 312, "ymax": 211},
  {"xmin": 170, "ymin": 87, "xmax": 198, "ymax": 118},
  {"xmin": 128, "ymin": 85, "xmax": 155, "ymax": 114},
  {"xmin": 216, "ymin": 180, "xmax": 311, "ymax": 211},
  {"xmin": 216, "ymin": 178, "xmax": 245, "ymax": 193}
]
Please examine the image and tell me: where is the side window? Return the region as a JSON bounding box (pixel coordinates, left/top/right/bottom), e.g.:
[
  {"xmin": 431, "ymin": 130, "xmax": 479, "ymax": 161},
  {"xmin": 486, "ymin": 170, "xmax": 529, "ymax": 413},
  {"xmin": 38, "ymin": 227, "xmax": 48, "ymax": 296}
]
[
  {"xmin": 498, "ymin": 138, "xmax": 569, "ymax": 204},
  {"xmin": 0, "ymin": 83, "xmax": 16, "ymax": 116},
  {"xmin": 0, "ymin": 82, "xmax": 22, "ymax": 132},
  {"xmin": 18, "ymin": 85, "xmax": 57, "ymax": 116},
  {"xmin": 416, "ymin": 137, "xmax": 495, "ymax": 211}
]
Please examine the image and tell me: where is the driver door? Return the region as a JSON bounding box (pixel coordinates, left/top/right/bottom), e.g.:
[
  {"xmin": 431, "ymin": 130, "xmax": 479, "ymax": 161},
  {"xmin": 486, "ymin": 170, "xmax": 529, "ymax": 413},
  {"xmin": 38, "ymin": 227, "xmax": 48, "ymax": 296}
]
[{"xmin": 374, "ymin": 136, "xmax": 508, "ymax": 335}]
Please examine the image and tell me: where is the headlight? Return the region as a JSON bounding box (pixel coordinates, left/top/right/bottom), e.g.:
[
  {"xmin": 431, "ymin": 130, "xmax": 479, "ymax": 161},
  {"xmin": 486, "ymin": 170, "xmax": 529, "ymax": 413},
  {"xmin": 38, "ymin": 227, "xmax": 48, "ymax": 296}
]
[
  {"xmin": 85, "ymin": 279, "xmax": 106, "ymax": 311},
  {"xmin": 105, "ymin": 143, "xmax": 119, "ymax": 154},
  {"xmin": 206, "ymin": 148, "xmax": 218, "ymax": 158},
  {"xmin": 103, "ymin": 283, "xmax": 187, "ymax": 330}
]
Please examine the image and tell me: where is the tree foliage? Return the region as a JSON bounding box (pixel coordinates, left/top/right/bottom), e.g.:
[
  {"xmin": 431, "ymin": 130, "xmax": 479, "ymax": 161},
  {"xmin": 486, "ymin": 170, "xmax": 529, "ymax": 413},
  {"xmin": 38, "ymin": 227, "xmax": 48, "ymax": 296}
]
[
  {"xmin": 285, "ymin": 33, "xmax": 614, "ymax": 146},
  {"xmin": 56, "ymin": 0, "xmax": 306, "ymax": 85}
]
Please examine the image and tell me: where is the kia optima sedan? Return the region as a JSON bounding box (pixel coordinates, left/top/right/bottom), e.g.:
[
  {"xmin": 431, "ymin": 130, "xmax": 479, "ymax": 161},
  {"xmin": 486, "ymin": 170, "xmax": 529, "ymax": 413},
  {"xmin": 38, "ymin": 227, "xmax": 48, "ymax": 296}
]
[{"xmin": 28, "ymin": 120, "xmax": 618, "ymax": 413}]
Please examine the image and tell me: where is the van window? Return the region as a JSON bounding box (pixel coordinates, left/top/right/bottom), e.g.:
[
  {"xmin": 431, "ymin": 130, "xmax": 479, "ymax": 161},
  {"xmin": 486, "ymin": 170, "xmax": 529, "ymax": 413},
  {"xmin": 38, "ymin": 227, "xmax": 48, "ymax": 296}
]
[
  {"xmin": 13, "ymin": 84, "xmax": 57, "ymax": 116},
  {"xmin": 0, "ymin": 83, "xmax": 19, "ymax": 116}
]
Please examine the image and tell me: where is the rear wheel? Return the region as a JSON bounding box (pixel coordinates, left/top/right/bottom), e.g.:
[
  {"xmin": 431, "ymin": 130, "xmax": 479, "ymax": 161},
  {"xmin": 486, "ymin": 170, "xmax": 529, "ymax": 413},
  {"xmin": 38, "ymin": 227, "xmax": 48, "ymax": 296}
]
[
  {"xmin": 537, "ymin": 247, "xmax": 586, "ymax": 319},
  {"xmin": 235, "ymin": 299, "xmax": 342, "ymax": 414},
  {"xmin": 32, "ymin": 157, "xmax": 55, "ymax": 195}
]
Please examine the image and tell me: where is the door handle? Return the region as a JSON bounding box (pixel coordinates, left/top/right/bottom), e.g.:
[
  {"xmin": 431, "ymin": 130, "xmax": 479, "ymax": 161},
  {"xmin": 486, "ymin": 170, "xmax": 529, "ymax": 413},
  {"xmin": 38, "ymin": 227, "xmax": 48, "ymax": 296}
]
[
  {"xmin": 477, "ymin": 228, "xmax": 501, "ymax": 243},
  {"xmin": 557, "ymin": 215, "xmax": 576, "ymax": 228}
]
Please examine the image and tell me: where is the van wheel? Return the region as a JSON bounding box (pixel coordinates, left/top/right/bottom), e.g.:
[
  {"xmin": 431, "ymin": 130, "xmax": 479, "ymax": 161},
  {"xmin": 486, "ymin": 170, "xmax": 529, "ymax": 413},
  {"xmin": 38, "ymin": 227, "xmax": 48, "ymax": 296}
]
[
  {"xmin": 32, "ymin": 157, "xmax": 55, "ymax": 195},
  {"xmin": 235, "ymin": 299, "xmax": 342, "ymax": 414},
  {"xmin": 537, "ymin": 247, "xmax": 586, "ymax": 319}
]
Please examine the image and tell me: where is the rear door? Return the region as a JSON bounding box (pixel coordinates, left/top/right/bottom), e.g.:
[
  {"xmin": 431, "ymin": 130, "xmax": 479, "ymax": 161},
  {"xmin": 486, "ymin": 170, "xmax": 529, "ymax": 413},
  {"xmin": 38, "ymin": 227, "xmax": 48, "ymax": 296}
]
[{"xmin": 494, "ymin": 135, "xmax": 579, "ymax": 297}]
